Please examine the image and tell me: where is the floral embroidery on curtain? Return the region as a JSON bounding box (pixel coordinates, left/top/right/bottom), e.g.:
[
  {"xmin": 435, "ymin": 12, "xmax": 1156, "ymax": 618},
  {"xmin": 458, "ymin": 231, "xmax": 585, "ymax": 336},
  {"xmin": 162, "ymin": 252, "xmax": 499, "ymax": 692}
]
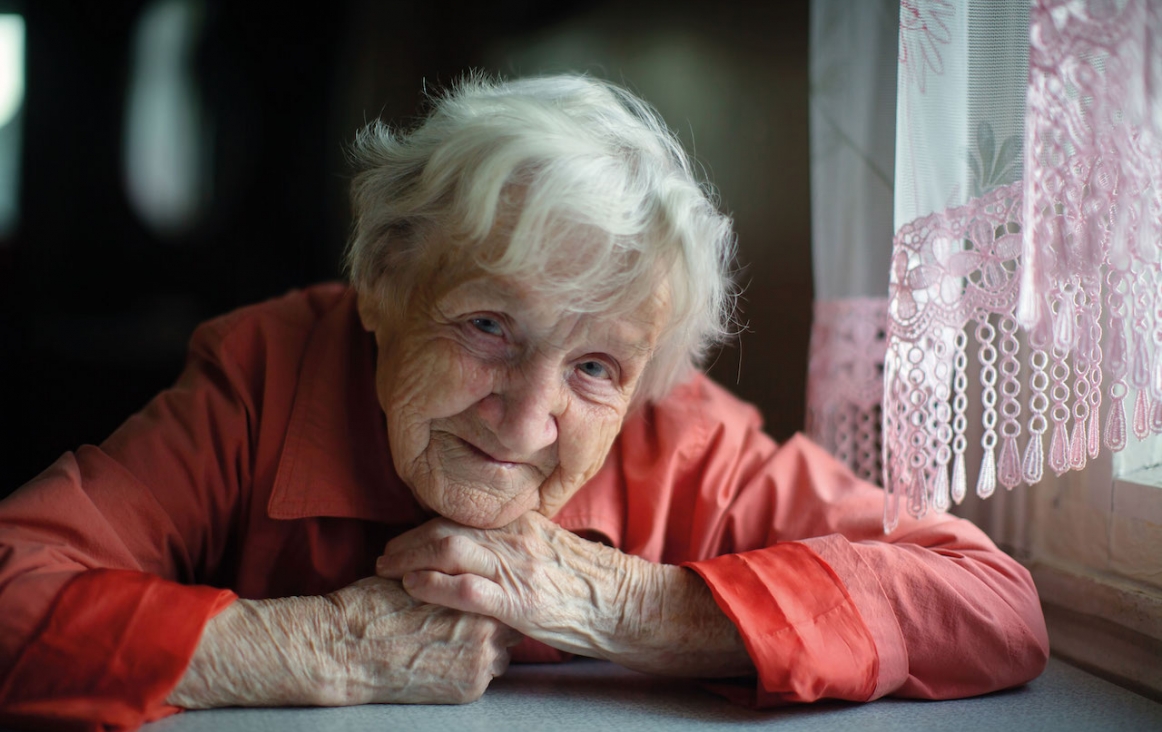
[{"xmin": 883, "ymin": 0, "xmax": 1162, "ymax": 532}]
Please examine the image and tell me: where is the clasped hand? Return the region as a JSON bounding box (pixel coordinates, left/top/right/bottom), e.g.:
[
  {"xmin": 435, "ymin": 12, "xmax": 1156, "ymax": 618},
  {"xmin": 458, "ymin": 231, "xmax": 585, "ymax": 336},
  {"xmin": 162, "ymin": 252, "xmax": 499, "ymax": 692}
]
[{"xmin": 377, "ymin": 512, "xmax": 653, "ymax": 660}]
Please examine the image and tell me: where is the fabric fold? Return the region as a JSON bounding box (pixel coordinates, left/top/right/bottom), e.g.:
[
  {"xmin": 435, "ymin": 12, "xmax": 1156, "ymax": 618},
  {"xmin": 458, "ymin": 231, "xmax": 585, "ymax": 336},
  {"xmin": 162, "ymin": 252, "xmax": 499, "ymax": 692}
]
[
  {"xmin": 0, "ymin": 569, "xmax": 236, "ymax": 732},
  {"xmin": 684, "ymin": 542, "xmax": 878, "ymax": 705}
]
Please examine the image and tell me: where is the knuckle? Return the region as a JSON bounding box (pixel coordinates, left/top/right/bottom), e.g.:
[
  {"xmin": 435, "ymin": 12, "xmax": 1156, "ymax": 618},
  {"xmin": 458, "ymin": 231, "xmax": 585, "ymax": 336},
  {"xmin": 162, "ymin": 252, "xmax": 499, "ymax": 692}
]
[
  {"xmin": 439, "ymin": 534, "xmax": 480, "ymax": 565},
  {"xmin": 457, "ymin": 575, "xmax": 488, "ymax": 606},
  {"xmin": 443, "ymin": 534, "xmax": 473, "ymax": 555},
  {"xmin": 428, "ymin": 519, "xmax": 458, "ymax": 542},
  {"xmin": 436, "ymin": 534, "xmax": 457, "ymax": 555}
]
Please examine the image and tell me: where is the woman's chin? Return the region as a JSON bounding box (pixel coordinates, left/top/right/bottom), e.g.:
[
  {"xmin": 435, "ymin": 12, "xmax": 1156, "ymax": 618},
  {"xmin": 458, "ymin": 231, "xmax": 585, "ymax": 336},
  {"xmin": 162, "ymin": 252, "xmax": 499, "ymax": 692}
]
[{"xmin": 428, "ymin": 486, "xmax": 539, "ymax": 529}]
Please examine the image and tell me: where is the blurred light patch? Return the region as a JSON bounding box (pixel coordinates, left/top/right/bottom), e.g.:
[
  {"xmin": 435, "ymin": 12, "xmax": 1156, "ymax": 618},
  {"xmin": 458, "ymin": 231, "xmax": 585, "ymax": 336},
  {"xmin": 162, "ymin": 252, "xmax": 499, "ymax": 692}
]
[
  {"xmin": 0, "ymin": 15, "xmax": 22, "ymax": 128},
  {"xmin": 0, "ymin": 14, "xmax": 24, "ymax": 241},
  {"xmin": 123, "ymin": 0, "xmax": 208, "ymax": 238}
]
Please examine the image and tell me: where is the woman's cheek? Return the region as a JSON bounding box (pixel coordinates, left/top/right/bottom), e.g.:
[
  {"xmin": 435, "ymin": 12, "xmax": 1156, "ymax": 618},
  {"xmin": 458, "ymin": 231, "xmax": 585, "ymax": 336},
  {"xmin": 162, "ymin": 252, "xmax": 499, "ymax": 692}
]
[
  {"xmin": 419, "ymin": 347, "xmax": 497, "ymax": 416},
  {"xmin": 560, "ymin": 403, "xmax": 624, "ymax": 479},
  {"xmin": 460, "ymin": 348, "xmax": 502, "ymax": 388}
]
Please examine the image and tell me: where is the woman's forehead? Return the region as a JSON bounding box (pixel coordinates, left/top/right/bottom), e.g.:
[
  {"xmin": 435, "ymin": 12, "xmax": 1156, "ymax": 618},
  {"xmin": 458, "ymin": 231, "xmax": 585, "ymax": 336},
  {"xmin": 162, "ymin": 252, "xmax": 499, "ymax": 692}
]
[{"xmin": 437, "ymin": 274, "xmax": 668, "ymax": 352}]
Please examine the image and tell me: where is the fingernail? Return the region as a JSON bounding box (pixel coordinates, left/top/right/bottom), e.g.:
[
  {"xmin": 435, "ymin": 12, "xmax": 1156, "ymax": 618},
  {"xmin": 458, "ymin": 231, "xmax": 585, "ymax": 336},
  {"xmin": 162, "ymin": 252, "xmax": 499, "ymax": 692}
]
[
  {"xmin": 375, "ymin": 556, "xmax": 388, "ymax": 573},
  {"xmin": 402, "ymin": 571, "xmax": 417, "ymax": 587}
]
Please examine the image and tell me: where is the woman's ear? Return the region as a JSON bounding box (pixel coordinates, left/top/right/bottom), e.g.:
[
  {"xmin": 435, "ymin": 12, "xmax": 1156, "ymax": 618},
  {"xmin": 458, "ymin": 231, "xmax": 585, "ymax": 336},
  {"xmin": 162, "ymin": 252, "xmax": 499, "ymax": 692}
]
[{"xmin": 356, "ymin": 289, "xmax": 381, "ymax": 332}]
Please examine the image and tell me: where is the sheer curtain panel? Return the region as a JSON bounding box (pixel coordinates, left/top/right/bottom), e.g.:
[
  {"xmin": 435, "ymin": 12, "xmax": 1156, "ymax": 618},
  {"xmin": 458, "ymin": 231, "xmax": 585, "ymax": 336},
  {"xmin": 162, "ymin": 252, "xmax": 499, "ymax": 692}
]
[{"xmin": 805, "ymin": 0, "xmax": 898, "ymax": 485}]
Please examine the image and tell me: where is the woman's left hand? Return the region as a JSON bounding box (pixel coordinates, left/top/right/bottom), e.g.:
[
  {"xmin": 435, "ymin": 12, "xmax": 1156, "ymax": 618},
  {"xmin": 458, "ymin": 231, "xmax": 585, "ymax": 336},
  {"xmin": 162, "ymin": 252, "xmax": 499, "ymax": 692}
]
[{"xmin": 375, "ymin": 513, "xmax": 753, "ymax": 677}]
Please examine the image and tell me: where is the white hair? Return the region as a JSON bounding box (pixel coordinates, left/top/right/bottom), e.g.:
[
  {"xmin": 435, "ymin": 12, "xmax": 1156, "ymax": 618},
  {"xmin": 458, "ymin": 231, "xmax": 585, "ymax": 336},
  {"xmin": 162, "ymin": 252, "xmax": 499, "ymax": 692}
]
[{"xmin": 345, "ymin": 73, "xmax": 736, "ymax": 404}]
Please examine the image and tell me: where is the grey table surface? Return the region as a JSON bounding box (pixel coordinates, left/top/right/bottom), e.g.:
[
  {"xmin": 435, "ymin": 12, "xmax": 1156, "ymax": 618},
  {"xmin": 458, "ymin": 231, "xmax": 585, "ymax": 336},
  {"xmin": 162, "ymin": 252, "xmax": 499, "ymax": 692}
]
[{"xmin": 138, "ymin": 657, "xmax": 1162, "ymax": 732}]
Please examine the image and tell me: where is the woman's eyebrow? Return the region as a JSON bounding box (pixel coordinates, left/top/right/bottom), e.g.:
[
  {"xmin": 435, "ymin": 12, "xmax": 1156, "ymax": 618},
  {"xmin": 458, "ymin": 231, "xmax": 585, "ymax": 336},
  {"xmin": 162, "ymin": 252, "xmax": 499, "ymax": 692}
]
[{"xmin": 596, "ymin": 320, "xmax": 657, "ymax": 357}]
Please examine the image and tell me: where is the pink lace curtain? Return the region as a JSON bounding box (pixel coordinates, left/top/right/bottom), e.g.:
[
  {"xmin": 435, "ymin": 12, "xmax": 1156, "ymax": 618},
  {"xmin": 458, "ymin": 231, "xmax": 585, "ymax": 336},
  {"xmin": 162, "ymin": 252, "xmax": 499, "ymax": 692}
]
[
  {"xmin": 807, "ymin": 0, "xmax": 1162, "ymax": 531},
  {"xmin": 882, "ymin": 0, "xmax": 1162, "ymax": 531}
]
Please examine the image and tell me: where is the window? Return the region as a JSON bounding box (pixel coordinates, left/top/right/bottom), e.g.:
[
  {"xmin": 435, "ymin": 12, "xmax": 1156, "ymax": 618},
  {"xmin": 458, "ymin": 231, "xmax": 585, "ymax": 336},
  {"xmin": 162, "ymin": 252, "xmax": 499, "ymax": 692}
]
[
  {"xmin": 0, "ymin": 13, "xmax": 24, "ymax": 240},
  {"xmin": 123, "ymin": 0, "xmax": 209, "ymax": 237}
]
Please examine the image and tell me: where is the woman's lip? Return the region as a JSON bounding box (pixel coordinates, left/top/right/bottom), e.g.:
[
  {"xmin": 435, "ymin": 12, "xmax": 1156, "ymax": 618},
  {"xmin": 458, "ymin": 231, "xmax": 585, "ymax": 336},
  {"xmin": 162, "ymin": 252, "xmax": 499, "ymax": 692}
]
[{"xmin": 459, "ymin": 436, "xmax": 523, "ymax": 467}]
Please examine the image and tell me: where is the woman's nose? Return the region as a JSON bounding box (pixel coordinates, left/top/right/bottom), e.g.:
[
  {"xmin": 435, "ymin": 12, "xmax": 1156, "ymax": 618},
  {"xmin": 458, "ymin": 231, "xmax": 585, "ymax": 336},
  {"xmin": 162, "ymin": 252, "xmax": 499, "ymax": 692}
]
[{"xmin": 478, "ymin": 364, "xmax": 562, "ymax": 457}]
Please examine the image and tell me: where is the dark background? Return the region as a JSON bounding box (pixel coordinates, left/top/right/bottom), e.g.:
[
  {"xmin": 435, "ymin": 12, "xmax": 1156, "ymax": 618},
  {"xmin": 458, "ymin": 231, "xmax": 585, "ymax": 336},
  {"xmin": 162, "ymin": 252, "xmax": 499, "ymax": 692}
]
[{"xmin": 0, "ymin": 0, "xmax": 812, "ymax": 498}]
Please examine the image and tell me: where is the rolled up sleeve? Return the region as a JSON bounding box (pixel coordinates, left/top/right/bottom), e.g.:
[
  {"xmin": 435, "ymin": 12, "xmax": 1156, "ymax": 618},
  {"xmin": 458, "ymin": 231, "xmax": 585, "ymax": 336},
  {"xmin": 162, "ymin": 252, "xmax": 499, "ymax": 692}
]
[{"xmin": 0, "ymin": 570, "xmax": 234, "ymax": 731}]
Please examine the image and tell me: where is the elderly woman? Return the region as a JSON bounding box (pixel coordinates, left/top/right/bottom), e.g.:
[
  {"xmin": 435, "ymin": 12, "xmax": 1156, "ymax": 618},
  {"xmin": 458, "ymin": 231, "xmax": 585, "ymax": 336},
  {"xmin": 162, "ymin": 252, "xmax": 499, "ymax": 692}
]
[{"xmin": 0, "ymin": 74, "xmax": 1047, "ymax": 730}]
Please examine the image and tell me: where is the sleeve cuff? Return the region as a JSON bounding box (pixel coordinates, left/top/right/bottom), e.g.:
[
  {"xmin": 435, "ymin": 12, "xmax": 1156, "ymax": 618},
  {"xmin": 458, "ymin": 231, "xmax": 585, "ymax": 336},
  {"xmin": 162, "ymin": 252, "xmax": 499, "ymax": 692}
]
[
  {"xmin": 0, "ymin": 569, "xmax": 236, "ymax": 731},
  {"xmin": 796, "ymin": 533, "xmax": 910, "ymax": 699},
  {"xmin": 683, "ymin": 542, "xmax": 878, "ymax": 705}
]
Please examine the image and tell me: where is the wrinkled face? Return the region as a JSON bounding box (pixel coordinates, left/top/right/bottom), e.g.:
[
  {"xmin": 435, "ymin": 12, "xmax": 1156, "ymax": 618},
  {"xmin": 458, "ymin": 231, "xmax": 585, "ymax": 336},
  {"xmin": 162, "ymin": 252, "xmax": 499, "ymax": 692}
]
[{"xmin": 360, "ymin": 271, "xmax": 668, "ymax": 529}]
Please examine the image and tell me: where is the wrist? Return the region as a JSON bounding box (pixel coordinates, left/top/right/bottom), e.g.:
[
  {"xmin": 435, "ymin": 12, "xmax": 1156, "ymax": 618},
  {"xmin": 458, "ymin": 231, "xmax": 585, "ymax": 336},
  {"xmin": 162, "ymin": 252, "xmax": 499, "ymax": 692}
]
[
  {"xmin": 168, "ymin": 595, "xmax": 344, "ymax": 708},
  {"xmin": 603, "ymin": 560, "xmax": 678, "ymax": 665},
  {"xmin": 605, "ymin": 561, "xmax": 754, "ymax": 678}
]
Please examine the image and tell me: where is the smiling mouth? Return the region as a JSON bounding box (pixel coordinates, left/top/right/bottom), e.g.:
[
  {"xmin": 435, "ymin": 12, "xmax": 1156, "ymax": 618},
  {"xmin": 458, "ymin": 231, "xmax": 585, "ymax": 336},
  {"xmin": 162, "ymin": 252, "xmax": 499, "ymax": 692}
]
[{"xmin": 457, "ymin": 436, "xmax": 524, "ymax": 469}]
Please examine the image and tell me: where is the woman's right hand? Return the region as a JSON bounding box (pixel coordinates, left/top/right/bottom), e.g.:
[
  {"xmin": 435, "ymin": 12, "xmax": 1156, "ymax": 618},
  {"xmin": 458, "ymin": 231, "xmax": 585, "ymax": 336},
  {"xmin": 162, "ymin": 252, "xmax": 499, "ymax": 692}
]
[{"xmin": 167, "ymin": 576, "xmax": 521, "ymax": 708}]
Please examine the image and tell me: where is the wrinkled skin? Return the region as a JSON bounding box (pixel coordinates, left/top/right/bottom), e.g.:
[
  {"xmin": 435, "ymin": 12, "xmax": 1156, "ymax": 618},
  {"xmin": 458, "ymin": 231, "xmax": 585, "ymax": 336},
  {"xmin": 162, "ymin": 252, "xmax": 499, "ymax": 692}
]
[
  {"xmin": 377, "ymin": 513, "xmax": 752, "ymax": 678},
  {"xmin": 358, "ymin": 271, "xmax": 666, "ymax": 529},
  {"xmin": 378, "ymin": 513, "xmax": 641, "ymax": 658},
  {"xmin": 170, "ymin": 578, "xmax": 521, "ymax": 708}
]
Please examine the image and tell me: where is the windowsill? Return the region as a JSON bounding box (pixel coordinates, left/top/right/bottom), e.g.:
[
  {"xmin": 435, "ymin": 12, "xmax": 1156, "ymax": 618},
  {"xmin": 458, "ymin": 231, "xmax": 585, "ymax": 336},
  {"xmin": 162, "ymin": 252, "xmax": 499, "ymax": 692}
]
[{"xmin": 1028, "ymin": 558, "xmax": 1162, "ymax": 701}]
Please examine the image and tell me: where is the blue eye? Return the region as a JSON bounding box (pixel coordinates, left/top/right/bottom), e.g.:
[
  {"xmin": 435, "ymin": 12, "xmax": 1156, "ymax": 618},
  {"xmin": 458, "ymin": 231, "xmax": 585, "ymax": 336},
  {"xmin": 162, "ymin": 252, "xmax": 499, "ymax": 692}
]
[
  {"xmin": 578, "ymin": 360, "xmax": 609, "ymax": 379},
  {"xmin": 470, "ymin": 317, "xmax": 503, "ymax": 336}
]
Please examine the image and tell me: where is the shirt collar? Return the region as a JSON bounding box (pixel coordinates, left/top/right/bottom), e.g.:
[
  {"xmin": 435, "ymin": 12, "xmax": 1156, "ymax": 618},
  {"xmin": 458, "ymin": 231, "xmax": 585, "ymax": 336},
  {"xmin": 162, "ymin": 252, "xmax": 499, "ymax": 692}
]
[{"xmin": 267, "ymin": 288, "xmax": 424, "ymax": 525}]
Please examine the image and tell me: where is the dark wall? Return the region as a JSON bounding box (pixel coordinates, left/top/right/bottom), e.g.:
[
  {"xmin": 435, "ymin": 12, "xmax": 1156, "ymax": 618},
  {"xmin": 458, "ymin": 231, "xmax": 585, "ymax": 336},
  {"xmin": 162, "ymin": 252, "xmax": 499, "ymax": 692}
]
[{"xmin": 0, "ymin": 0, "xmax": 811, "ymax": 497}]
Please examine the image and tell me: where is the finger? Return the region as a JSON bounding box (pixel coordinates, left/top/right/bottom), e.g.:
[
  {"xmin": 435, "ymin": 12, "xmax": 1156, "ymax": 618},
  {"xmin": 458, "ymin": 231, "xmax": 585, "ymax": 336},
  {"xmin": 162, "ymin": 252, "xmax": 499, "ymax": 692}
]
[
  {"xmin": 377, "ymin": 533, "xmax": 496, "ymax": 580},
  {"xmin": 401, "ymin": 570, "xmax": 507, "ymax": 620},
  {"xmin": 535, "ymin": 483, "xmax": 574, "ymax": 522},
  {"xmin": 382, "ymin": 517, "xmax": 461, "ymax": 556}
]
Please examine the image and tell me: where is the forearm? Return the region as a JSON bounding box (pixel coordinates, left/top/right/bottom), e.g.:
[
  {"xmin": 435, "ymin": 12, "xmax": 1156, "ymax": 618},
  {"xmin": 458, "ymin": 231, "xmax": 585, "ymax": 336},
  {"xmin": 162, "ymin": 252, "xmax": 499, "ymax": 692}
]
[
  {"xmin": 169, "ymin": 577, "xmax": 518, "ymax": 709},
  {"xmin": 600, "ymin": 562, "xmax": 753, "ymax": 678},
  {"xmin": 167, "ymin": 596, "xmax": 344, "ymax": 709}
]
